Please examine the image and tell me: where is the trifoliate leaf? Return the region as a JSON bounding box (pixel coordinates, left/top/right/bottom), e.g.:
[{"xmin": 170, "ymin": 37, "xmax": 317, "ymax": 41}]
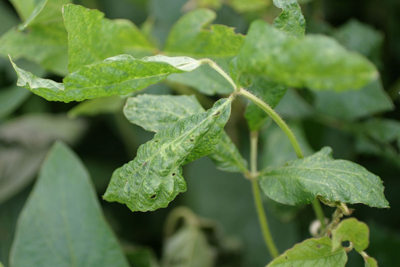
[
  {"xmin": 104, "ymin": 98, "xmax": 232, "ymax": 212},
  {"xmin": 10, "ymin": 142, "xmax": 129, "ymax": 267},
  {"xmin": 10, "ymin": 54, "xmax": 201, "ymax": 102},
  {"xmin": 332, "ymin": 218, "xmax": 369, "ymax": 252},
  {"xmin": 63, "ymin": 4, "xmax": 156, "ymax": 73},
  {"xmin": 266, "ymin": 237, "xmax": 347, "ymax": 267},
  {"xmin": 123, "ymin": 94, "xmax": 248, "ymax": 173},
  {"xmin": 237, "ymin": 20, "xmax": 379, "ymax": 92},
  {"xmin": 273, "ymin": 0, "xmax": 306, "ymax": 38},
  {"xmin": 259, "ymin": 147, "xmax": 389, "ymax": 208},
  {"xmin": 164, "ymin": 9, "xmax": 244, "ymax": 95}
]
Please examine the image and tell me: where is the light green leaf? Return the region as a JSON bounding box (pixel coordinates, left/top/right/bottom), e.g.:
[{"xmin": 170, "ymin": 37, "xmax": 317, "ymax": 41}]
[
  {"xmin": 0, "ymin": 86, "xmax": 30, "ymax": 119},
  {"xmin": 104, "ymin": 98, "xmax": 232, "ymax": 212},
  {"xmin": 63, "ymin": 4, "xmax": 156, "ymax": 73},
  {"xmin": 259, "ymin": 147, "xmax": 389, "ymax": 208},
  {"xmin": 125, "ymin": 246, "xmax": 159, "ymax": 267},
  {"xmin": 0, "ymin": 261, "xmax": 3, "ymax": 267},
  {"xmin": 164, "ymin": 9, "xmax": 244, "ymax": 95},
  {"xmin": 228, "ymin": 0, "xmax": 270, "ymax": 13},
  {"xmin": 10, "ymin": 142, "xmax": 129, "ymax": 267},
  {"xmin": 123, "ymin": 94, "xmax": 248, "ymax": 173},
  {"xmin": 273, "ymin": 0, "xmax": 306, "ymax": 38},
  {"xmin": 364, "ymin": 256, "xmax": 378, "ymax": 267},
  {"xmin": 332, "ymin": 218, "xmax": 369, "ymax": 252},
  {"xmin": 11, "ymin": 54, "xmax": 201, "ymax": 102},
  {"xmin": 266, "ymin": 237, "xmax": 347, "ymax": 267},
  {"xmin": 68, "ymin": 96, "xmax": 125, "ymax": 118},
  {"xmin": 162, "ymin": 224, "xmax": 214, "ymax": 267},
  {"xmin": 237, "ymin": 20, "xmax": 379, "ymax": 91},
  {"xmin": 313, "ymin": 80, "xmax": 394, "ymax": 121}
]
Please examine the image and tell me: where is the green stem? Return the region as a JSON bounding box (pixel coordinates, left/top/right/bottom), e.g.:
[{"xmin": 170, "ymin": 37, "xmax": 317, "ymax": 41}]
[
  {"xmin": 240, "ymin": 89, "xmax": 303, "ymax": 158},
  {"xmin": 250, "ymin": 131, "xmax": 279, "ymax": 259},
  {"xmin": 200, "ymin": 58, "xmax": 238, "ymax": 92},
  {"xmin": 240, "ymin": 88, "xmax": 326, "ymax": 233}
]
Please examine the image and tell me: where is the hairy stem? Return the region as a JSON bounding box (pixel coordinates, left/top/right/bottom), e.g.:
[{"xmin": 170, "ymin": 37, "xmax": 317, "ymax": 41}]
[
  {"xmin": 250, "ymin": 131, "xmax": 279, "ymax": 259},
  {"xmin": 200, "ymin": 58, "xmax": 238, "ymax": 92},
  {"xmin": 240, "ymin": 88, "xmax": 326, "ymax": 233}
]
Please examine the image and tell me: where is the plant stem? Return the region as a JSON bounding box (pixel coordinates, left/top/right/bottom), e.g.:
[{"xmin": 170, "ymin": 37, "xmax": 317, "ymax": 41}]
[
  {"xmin": 250, "ymin": 131, "xmax": 279, "ymax": 259},
  {"xmin": 200, "ymin": 58, "xmax": 238, "ymax": 92},
  {"xmin": 240, "ymin": 88, "xmax": 326, "ymax": 233},
  {"xmin": 239, "ymin": 88, "xmax": 303, "ymax": 158}
]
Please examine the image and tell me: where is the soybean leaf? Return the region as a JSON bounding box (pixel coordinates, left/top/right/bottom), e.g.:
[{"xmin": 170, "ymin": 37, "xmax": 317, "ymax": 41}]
[
  {"xmin": 125, "ymin": 246, "xmax": 159, "ymax": 267},
  {"xmin": 104, "ymin": 98, "xmax": 232, "ymax": 212},
  {"xmin": 11, "ymin": 54, "xmax": 201, "ymax": 102},
  {"xmin": 236, "ymin": 20, "xmax": 378, "ymax": 91},
  {"xmin": 275, "ymin": 88, "xmax": 314, "ymax": 119},
  {"xmin": 123, "ymin": 94, "xmax": 248, "ymax": 173},
  {"xmin": 63, "ymin": 4, "xmax": 156, "ymax": 73},
  {"xmin": 164, "ymin": 9, "xmax": 244, "ymax": 95},
  {"xmin": 266, "ymin": 237, "xmax": 347, "ymax": 267},
  {"xmin": 68, "ymin": 96, "xmax": 125, "ymax": 118},
  {"xmin": 273, "ymin": 0, "xmax": 306, "ymax": 38},
  {"xmin": 228, "ymin": 0, "xmax": 270, "ymax": 13},
  {"xmin": 332, "ymin": 218, "xmax": 369, "ymax": 252},
  {"xmin": 364, "ymin": 256, "xmax": 378, "ymax": 267},
  {"xmin": 0, "ymin": 0, "xmax": 70, "ymax": 75},
  {"xmin": 161, "ymin": 225, "xmax": 215, "ymax": 267},
  {"xmin": 0, "ymin": 261, "xmax": 3, "ymax": 267},
  {"xmin": 0, "ymin": 1, "xmax": 18, "ymax": 35},
  {"xmin": 259, "ymin": 147, "xmax": 389, "ymax": 208},
  {"xmin": 313, "ymin": 80, "xmax": 393, "ymax": 121},
  {"xmin": 10, "ymin": 142, "xmax": 129, "ymax": 267},
  {"xmin": 0, "ymin": 86, "xmax": 30, "ymax": 119}
]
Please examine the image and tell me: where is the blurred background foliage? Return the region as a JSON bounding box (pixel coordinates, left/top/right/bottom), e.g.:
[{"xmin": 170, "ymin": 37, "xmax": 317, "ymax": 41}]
[{"xmin": 0, "ymin": 0, "xmax": 399, "ymax": 266}]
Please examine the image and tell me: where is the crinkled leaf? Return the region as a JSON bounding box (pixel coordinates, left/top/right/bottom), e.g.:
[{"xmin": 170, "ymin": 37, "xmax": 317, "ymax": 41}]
[
  {"xmin": 237, "ymin": 20, "xmax": 378, "ymax": 91},
  {"xmin": 0, "ymin": 114, "xmax": 86, "ymax": 147},
  {"xmin": 0, "ymin": 86, "xmax": 30, "ymax": 119},
  {"xmin": 259, "ymin": 147, "xmax": 389, "ymax": 208},
  {"xmin": 68, "ymin": 96, "xmax": 125, "ymax": 118},
  {"xmin": 11, "ymin": 54, "xmax": 201, "ymax": 102},
  {"xmin": 332, "ymin": 218, "xmax": 369, "ymax": 252},
  {"xmin": 63, "ymin": 4, "xmax": 156, "ymax": 73},
  {"xmin": 162, "ymin": 225, "xmax": 214, "ymax": 267},
  {"xmin": 165, "ymin": 9, "xmax": 244, "ymax": 95},
  {"xmin": 228, "ymin": 0, "xmax": 270, "ymax": 13},
  {"xmin": 273, "ymin": 0, "xmax": 306, "ymax": 38},
  {"xmin": 266, "ymin": 237, "xmax": 347, "ymax": 267},
  {"xmin": 10, "ymin": 142, "xmax": 129, "ymax": 267},
  {"xmin": 313, "ymin": 80, "xmax": 393, "ymax": 121},
  {"xmin": 104, "ymin": 98, "xmax": 232, "ymax": 212},
  {"xmin": 333, "ymin": 19, "xmax": 383, "ymax": 67},
  {"xmin": 123, "ymin": 94, "xmax": 248, "ymax": 173}
]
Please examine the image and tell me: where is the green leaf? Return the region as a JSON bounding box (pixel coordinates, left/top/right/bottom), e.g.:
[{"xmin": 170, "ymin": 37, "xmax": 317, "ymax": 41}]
[
  {"xmin": 259, "ymin": 147, "xmax": 389, "ymax": 208},
  {"xmin": 237, "ymin": 20, "xmax": 378, "ymax": 91},
  {"xmin": 228, "ymin": 0, "xmax": 270, "ymax": 13},
  {"xmin": 0, "ymin": 1, "xmax": 19, "ymax": 35},
  {"xmin": 11, "ymin": 54, "xmax": 201, "ymax": 102},
  {"xmin": 266, "ymin": 237, "xmax": 347, "ymax": 267},
  {"xmin": 123, "ymin": 94, "xmax": 248, "ymax": 173},
  {"xmin": 313, "ymin": 80, "xmax": 394, "ymax": 121},
  {"xmin": 0, "ymin": 86, "xmax": 30, "ymax": 119},
  {"xmin": 68, "ymin": 96, "xmax": 125, "ymax": 118},
  {"xmin": 1, "ymin": 0, "xmax": 70, "ymax": 75},
  {"xmin": 364, "ymin": 256, "xmax": 378, "ymax": 267},
  {"xmin": 274, "ymin": 88, "xmax": 314, "ymax": 119},
  {"xmin": 125, "ymin": 246, "xmax": 159, "ymax": 267},
  {"xmin": 332, "ymin": 218, "xmax": 369, "ymax": 252},
  {"xmin": 10, "ymin": 142, "xmax": 129, "ymax": 267},
  {"xmin": 161, "ymin": 225, "xmax": 215, "ymax": 267},
  {"xmin": 273, "ymin": 0, "xmax": 306, "ymax": 38},
  {"xmin": 164, "ymin": 9, "xmax": 244, "ymax": 95},
  {"xmin": 63, "ymin": 4, "xmax": 156, "ymax": 73},
  {"xmin": 104, "ymin": 98, "xmax": 232, "ymax": 212}
]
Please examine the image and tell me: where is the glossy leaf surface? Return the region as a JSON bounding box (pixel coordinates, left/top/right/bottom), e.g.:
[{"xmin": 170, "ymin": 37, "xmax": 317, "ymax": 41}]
[
  {"xmin": 266, "ymin": 237, "xmax": 347, "ymax": 267},
  {"xmin": 11, "ymin": 55, "xmax": 201, "ymax": 102},
  {"xmin": 259, "ymin": 147, "xmax": 389, "ymax": 208},
  {"xmin": 10, "ymin": 142, "xmax": 129, "ymax": 267},
  {"xmin": 273, "ymin": 0, "xmax": 306, "ymax": 38},
  {"xmin": 104, "ymin": 98, "xmax": 232, "ymax": 212},
  {"xmin": 124, "ymin": 94, "xmax": 248, "ymax": 173},
  {"xmin": 237, "ymin": 20, "xmax": 378, "ymax": 91},
  {"xmin": 63, "ymin": 4, "xmax": 156, "ymax": 73},
  {"xmin": 332, "ymin": 218, "xmax": 369, "ymax": 252}
]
